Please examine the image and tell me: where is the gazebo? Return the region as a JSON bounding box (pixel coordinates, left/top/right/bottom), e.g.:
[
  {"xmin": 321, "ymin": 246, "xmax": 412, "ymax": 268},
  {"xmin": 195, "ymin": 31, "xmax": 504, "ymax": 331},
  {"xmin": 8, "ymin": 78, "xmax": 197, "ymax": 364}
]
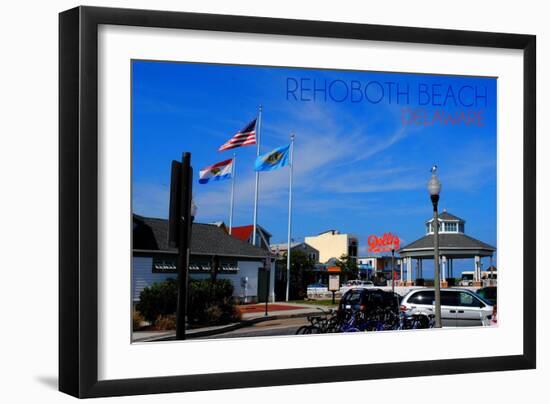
[{"xmin": 398, "ymin": 210, "xmax": 495, "ymax": 286}]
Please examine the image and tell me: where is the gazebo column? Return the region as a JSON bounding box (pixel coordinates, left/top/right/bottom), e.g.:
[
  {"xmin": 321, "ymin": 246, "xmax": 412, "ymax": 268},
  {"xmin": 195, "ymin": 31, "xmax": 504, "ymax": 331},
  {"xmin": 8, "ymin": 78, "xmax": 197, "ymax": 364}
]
[
  {"xmin": 441, "ymin": 256, "xmax": 448, "ymax": 288},
  {"xmin": 419, "ymin": 259, "xmax": 423, "ymax": 278},
  {"xmin": 474, "ymin": 255, "xmax": 482, "ymax": 286},
  {"xmin": 400, "ymin": 258, "xmax": 404, "ymax": 286},
  {"xmin": 406, "ymin": 257, "xmax": 413, "ymax": 286}
]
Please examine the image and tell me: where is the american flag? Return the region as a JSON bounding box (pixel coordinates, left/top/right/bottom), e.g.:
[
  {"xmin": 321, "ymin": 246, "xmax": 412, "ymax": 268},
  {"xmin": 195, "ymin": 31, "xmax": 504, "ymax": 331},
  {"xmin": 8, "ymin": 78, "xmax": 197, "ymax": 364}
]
[{"xmin": 218, "ymin": 118, "xmax": 257, "ymax": 152}]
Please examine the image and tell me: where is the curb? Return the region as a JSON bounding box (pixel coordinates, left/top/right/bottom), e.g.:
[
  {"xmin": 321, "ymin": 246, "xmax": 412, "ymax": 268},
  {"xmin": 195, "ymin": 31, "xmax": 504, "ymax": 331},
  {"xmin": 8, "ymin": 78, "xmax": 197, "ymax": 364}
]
[{"xmin": 139, "ymin": 309, "xmax": 329, "ymax": 342}]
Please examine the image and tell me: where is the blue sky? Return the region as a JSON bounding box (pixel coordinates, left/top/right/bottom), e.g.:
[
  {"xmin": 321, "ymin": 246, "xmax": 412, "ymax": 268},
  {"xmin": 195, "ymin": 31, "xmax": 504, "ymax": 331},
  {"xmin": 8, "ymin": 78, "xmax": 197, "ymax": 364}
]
[{"xmin": 132, "ymin": 60, "xmax": 497, "ymax": 277}]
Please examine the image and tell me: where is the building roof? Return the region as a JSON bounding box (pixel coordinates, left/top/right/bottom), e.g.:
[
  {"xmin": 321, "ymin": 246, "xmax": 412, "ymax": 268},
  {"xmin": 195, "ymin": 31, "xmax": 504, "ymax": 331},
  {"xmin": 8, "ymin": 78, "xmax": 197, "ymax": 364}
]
[
  {"xmin": 399, "ymin": 232, "xmax": 495, "ymax": 256},
  {"xmin": 318, "ymin": 229, "xmax": 339, "ymax": 235},
  {"xmin": 133, "ymin": 215, "xmax": 269, "ymax": 259},
  {"xmin": 230, "ymin": 225, "xmax": 254, "ymax": 242},
  {"xmin": 230, "ymin": 224, "xmax": 272, "ymax": 242},
  {"xmin": 270, "ymin": 242, "xmax": 319, "ymax": 252},
  {"xmin": 269, "ymin": 241, "xmax": 319, "ymax": 254},
  {"xmin": 426, "ymin": 210, "xmax": 465, "ymax": 223}
]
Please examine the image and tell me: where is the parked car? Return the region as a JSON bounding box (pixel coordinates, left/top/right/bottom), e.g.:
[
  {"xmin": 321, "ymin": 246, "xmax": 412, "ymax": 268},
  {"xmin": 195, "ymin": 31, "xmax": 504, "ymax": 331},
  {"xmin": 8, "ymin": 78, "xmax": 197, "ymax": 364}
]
[
  {"xmin": 338, "ymin": 288, "xmax": 400, "ymax": 318},
  {"xmin": 476, "ymin": 286, "xmax": 497, "ymax": 305},
  {"xmin": 344, "ymin": 280, "xmax": 374, "ymax": 288},
  {"xmin": 372, "ymin": 275, "xmax": 389, "ymax": 287},
  {"xmin": 307, "ymin": 282, "xmax": 327, "ymax": 290},
  {"xmin": 458, "ymin": 271, "xmax": 474, "ymax": 286},
  {"xmin": 400, "ymin": 288, "xmax": 495, "ymax": 327}
]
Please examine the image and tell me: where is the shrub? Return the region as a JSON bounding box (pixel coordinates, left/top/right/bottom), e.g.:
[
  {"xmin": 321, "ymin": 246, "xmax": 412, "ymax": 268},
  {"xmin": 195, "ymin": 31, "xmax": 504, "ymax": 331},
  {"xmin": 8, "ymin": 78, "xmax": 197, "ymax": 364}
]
[
  {"xmin": 153, "ymin": 314, "xmax": 177, "ymax": 331},
  {"xmin": 133, "ymin": 310, "xmax": 146, "ymax": 331},
  {"xmin": 136, "ymin": 277, "xmax": 239, "ymax": 327},
  {"xmin": 187, "ymin": 279, "xmax": 240, "ymax": 326},
  {"xmin": 136, "ymin": 278, "xmax": 178, "ymax": 324}
]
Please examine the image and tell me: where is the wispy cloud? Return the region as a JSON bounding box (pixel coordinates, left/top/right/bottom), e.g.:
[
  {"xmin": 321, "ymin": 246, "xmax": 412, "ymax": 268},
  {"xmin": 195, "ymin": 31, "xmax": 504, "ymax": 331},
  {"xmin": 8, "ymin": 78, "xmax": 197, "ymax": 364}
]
[
  {"xmin": 188, "ymin": 103, "xmax": 414, "ymax": 222},
  {"xmin": 132, "ymin": 182, "xmax": 170, "ymax": 218}
]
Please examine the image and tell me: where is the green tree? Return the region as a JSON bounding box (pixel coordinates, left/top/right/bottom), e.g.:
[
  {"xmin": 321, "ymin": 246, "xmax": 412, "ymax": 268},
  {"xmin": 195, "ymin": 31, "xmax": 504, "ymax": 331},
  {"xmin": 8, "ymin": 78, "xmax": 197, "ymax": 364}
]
[
  {"xmin": 335, "ymin": 254, "xmax": 358, "ymax": 282},
  {"xmin": 283, "ymin": 249, "xmax": 316, "ymax": 300}
]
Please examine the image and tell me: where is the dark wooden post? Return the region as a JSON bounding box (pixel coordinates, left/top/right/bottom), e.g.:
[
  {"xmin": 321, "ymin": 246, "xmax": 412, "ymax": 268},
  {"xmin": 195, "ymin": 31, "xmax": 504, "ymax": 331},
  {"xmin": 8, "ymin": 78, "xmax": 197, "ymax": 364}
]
[{"xmin": 175, "ymin": 152, "xmax": 193, "ymax": 340}]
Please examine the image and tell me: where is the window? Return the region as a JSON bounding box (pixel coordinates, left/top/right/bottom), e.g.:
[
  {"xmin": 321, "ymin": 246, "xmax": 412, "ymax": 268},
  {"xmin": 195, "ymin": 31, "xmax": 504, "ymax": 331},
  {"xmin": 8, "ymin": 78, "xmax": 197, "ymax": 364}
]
[
  {"xmin": 348, "ymin": 243, "xmax": 358, "ymax": 258},
  {"xmin": 445, "ymin": 222, "xmax": 458, "ymax": 232},
  {"xmin": 220, "ymin": 261, "xmax": 239, "ymax": 272},
  {"xmin": 152, "ymin": 257, "xmax": 177, "ymax": 273},
  {"xmin": 458, "ymin": 292, "xmax": 483, "ymax": 307},
  {"xmin": 459, "ymin": 223, "xmax": 465, "ymax": 233},
  {"xmin": 441, "ymin": 291, "xmax": 459, "ymax": 306},
  {"xmin": 409, "ymin": 291, "xmax": 435, "ymax": 305},
  {"xmin": 368, "ymin": 291, "xmax": 384, "ymax": 306}
]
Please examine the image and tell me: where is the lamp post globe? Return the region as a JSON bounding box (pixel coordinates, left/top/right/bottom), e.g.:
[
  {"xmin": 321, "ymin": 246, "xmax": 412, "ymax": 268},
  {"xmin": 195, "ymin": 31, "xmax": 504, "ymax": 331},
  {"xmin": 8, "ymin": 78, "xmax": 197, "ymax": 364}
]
[
  {"xmin": 428, "ymin": 166, "xmax": 443, "ymax": 328},
  {"xmin": 428, "ymin": 174, "xmax": 441, "ymax": 196}
]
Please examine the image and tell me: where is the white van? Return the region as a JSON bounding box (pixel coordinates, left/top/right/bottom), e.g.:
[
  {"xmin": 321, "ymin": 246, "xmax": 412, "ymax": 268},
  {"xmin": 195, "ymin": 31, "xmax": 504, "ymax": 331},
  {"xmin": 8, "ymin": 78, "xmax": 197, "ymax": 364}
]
[{"xmin": 400, "ymin": 288, "xmax": 495, "ymax": 327}]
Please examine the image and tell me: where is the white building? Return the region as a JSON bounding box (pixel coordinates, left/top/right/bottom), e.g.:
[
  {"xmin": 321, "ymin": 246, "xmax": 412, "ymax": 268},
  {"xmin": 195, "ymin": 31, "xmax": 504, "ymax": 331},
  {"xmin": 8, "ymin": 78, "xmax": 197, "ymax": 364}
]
[{"xmin": 270, "ymin": 242, "xmax": 320, "ymax": 263}]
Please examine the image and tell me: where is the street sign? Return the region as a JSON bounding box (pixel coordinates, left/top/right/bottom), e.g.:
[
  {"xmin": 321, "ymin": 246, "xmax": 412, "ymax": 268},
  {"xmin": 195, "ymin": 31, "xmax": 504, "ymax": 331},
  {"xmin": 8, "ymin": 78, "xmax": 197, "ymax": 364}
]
[
  {"xmin": 328, "ymin": 274, "xmax": 340, "ymax": 304},
  {"xmin": 168, "ymin": 160, "xmax": 182, "ymax": 247},
  {"xmin": 328, "ymin": 274, "xmax": 340, "ymax": 292}
]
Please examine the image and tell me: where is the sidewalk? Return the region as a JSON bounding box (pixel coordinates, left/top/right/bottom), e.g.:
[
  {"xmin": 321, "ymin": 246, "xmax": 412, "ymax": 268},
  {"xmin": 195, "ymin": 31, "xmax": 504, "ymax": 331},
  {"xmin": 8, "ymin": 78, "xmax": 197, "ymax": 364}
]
[
  {"xmin": 238, "ymin": 302, "xmax": 332, "ymax": 320},
  {"xmin": 132, "ymin": 302, "xmax": 332, "ymax": 342}
]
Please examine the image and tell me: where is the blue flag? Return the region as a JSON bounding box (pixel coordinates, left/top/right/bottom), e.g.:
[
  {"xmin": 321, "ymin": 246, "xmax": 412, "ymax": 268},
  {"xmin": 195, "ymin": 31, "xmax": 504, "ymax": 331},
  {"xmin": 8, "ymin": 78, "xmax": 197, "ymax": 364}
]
[{"xmin": 254, "ymin": 144, "xmax": 290, "ymax": 171}]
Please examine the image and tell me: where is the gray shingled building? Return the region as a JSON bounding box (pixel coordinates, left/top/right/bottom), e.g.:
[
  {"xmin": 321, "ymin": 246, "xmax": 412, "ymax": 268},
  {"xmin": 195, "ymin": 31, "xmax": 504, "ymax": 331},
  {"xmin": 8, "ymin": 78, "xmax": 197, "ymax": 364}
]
[{"xmin": 133, "ymin": 215, "xmax": 275, "ymax": 303}]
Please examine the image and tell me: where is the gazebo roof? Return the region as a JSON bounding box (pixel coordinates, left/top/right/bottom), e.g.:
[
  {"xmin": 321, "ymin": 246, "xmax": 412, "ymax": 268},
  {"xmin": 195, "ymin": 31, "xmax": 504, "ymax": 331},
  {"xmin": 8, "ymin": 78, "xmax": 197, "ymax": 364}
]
[
  {"xmin": 425, "ymin": 210, "xmax": 465, "ymax": 223},
  {"xmin": 398, "ymin": 233, "xmax": 495, "ymax": 258}
]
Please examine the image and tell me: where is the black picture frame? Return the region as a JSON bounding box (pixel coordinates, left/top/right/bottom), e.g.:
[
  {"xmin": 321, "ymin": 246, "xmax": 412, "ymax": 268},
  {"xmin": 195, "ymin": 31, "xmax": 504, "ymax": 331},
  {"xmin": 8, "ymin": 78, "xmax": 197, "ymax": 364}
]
[{"xmin": 59, "ymin": 6, "xmax": 536, "ymax": 398}]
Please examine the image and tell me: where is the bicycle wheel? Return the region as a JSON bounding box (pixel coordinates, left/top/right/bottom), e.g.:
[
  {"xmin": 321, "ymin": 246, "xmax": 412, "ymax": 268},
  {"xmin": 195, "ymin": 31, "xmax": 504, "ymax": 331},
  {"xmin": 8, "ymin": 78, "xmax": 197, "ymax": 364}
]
[
  {"xmin": 325, "ymin": 317, "xmax": 340, "ymax": 333},
  {"xmin": 341, "ymin": 327, "xmax": 360, "ymax": 332},
  {"xmin": 295, "ymin": 325, "xmax": 312, "ymax": 335}
]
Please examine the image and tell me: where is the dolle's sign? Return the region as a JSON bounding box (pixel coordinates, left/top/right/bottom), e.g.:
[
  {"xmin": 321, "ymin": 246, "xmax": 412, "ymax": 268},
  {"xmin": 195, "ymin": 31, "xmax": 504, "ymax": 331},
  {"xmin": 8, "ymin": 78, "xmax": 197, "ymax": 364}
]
[{"xmin": 368, "ymin": 232, "xmax": 400, "ymax": 253}]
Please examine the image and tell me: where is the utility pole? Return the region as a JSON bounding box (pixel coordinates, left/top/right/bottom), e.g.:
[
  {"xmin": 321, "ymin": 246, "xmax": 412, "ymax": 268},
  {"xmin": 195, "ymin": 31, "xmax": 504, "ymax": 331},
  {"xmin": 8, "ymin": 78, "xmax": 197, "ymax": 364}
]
[{"xmin": 169, "ymin": 152, "xmax": 194, "ymax": 340}]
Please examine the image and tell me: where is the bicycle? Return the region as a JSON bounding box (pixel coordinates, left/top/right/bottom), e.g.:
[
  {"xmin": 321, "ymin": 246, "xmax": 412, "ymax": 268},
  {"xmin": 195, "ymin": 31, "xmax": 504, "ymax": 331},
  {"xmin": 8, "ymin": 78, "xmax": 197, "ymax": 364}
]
[
  {"xmin": 295, "ymin": 309, "xmax": 339, "ymax": 334},
  {"xmin": 403, "ymin": 313, "xmax": 436, "ymax": 329}
]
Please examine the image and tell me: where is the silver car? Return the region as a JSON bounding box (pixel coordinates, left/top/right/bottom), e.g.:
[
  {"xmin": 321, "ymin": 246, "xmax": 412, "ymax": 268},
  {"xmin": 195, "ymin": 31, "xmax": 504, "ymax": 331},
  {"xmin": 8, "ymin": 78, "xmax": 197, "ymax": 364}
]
[{"xmin": 400, "ymin": 288, "xmax": 495, "ymax": 327}]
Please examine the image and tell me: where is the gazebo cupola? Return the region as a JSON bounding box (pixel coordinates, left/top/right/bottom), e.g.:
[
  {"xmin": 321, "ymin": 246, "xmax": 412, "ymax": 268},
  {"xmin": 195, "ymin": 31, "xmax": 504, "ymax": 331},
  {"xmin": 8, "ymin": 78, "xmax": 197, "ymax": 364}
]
[{"xmin": 425, "ymin": 209, "xmax": 465, "ymax": 235}]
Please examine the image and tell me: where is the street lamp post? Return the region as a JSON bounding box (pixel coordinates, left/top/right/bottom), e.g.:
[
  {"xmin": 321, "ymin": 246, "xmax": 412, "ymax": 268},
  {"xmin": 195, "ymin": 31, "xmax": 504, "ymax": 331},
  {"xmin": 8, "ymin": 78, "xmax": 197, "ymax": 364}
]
[
  {"xmin": 428, "ymin": 166, "xmax": 442, "ymax": 328},
  {"xmin": 391, "ymin": 248, "xmax": 395, "ymax": 294}
]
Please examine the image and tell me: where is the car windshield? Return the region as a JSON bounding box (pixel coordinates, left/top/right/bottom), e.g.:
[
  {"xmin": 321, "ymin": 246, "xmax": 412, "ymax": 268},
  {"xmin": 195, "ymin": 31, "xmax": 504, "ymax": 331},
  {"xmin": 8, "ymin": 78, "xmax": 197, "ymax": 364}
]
[{"xmin": 342, "ymin": 290, "xmax": 363, "ymax": 306}]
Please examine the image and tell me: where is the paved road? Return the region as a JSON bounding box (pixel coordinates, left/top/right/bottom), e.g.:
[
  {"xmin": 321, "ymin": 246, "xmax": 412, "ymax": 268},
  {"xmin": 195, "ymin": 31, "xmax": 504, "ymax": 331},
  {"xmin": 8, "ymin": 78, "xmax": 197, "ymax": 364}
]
[{"xmin": 199, "ymin": 317, "xmax": 310, "ymax": 339}]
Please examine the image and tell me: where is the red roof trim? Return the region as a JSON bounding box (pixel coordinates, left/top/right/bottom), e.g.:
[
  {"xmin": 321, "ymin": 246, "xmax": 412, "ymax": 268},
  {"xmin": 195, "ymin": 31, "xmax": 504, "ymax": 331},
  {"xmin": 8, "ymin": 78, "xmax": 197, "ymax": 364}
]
[{"xmin": 230, "ymin": 225, "xmax": 254, "ymax": 241}]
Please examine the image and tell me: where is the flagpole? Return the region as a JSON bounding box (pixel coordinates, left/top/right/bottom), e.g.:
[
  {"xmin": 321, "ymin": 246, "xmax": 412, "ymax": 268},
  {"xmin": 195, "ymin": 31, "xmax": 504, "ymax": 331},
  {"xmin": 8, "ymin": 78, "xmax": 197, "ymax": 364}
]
[
  {"xmin": 229, "ymin": 153, "xmax": 236, "ymax": 235},
  {"xmin": 252, "ymin": 105, "xmax": 262, "ymax": 246},
  {"xmin": 285, "ymin": 133, "xmax": 295, "ymax": 302}
]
